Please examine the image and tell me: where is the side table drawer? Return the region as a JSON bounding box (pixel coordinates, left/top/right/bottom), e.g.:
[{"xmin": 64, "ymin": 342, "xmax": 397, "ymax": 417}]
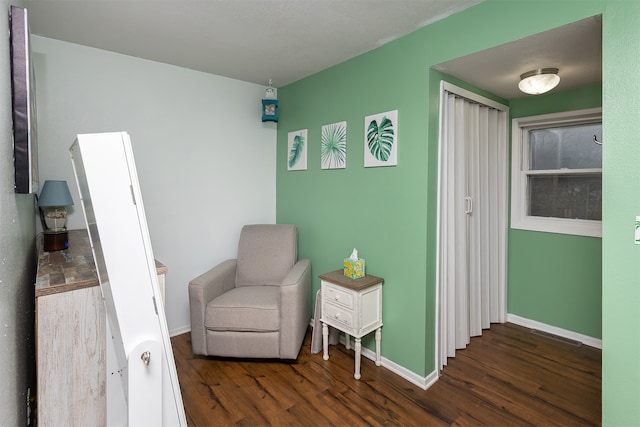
[
  {"xmin": 323, "ymin": 282, "xmax": 354, "ymax": 309},
  {"xmin": 323, "ymin": 302, "xmax": 354, "ymax": 329}
]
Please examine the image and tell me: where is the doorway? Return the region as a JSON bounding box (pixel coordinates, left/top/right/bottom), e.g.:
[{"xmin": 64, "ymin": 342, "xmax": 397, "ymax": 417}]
[{"xmin": 436, "ymin": 81, "xmax": 509, "ymax": 371}]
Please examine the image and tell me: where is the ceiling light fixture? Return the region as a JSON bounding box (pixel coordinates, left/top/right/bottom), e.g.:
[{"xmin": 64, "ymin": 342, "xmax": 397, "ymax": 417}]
[{"xmin": 518, "ymin": 68, "xmax": 560, "ymax": 95}]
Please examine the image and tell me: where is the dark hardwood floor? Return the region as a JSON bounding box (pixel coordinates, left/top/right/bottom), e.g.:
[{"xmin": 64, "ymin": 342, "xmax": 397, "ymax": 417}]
[{"xmin": 172, "ymin": 323, "xmax": 601, "ymax": 426}]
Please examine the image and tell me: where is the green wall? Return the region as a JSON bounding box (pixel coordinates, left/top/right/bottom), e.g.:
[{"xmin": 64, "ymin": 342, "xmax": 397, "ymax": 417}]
[
  {"xmin": 508, "ymin": 230, "xmax": 602, "ymax": 337},
  {"xmin": 601, "ymin": 0, "xmax": 640, "ymax": 425},
  {"xmin": 508, "ymin": 85, "xmax": 603, "ymax": 339},
  {"xmin": 278, "ymin": 1, "xmax": 640, "ymax": 424},
  {"xmin": 277, "ymin": 46, "xmax": 432, "ymax": 372}
]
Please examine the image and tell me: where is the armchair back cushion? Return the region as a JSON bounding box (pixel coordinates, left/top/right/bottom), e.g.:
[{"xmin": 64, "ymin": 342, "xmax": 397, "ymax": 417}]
[{"xmin": 236, "ymin": 224, "xmax": 297, "ymax": 287}]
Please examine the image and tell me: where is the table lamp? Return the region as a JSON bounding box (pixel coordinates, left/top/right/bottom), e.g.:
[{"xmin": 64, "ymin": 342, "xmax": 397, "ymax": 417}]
[{"xmin": 38, "ymin": 180, "xmax": 74, "ymax": 251}]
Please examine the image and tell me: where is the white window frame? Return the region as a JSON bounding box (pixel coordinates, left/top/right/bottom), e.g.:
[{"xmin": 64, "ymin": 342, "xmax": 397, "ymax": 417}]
[{"xmin": 510, "ymin": 107, "xmax": 602, "ymax": 238}]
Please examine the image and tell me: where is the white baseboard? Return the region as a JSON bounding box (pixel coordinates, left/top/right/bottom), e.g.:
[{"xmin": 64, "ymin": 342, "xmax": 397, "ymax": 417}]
[
  {"xmin": 339, "ymin": 335, "xmax": 438, "ymax": 391},
  {"xmin": 170, "ymin": 325, "xmax": 191, "ymax": 337},
  {"xmin": 507, "ymin": 313, "xmax": 602, "ymax": 349},
  {"xmin": 311, "ymin": 317, "xmax": 437, "ymax": 390}
]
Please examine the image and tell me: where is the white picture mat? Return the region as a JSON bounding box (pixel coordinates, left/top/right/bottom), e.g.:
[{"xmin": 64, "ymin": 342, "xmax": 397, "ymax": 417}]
[
  {"xmin": 364, "ymin": 110, "xmax": 398, "ymax": 167},
  {"xmin": 288, "ymin": 129, "xmax": 308, "ymax": 171},
  {"xmin": 321, "ymin": 121, "xmax": 347, "ymax": 170}
]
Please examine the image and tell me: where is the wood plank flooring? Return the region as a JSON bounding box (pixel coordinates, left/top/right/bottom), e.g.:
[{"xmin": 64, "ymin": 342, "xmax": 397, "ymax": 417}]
[{"xmin": 171, "ymin": 322, "xmax": 601, "ymax": 426}]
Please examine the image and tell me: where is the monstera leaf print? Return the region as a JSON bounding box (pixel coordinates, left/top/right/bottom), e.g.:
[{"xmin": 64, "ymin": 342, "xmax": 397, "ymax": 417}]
[
  {"xmin": 367, "ymin": 116, "xmax": 394, "ymax": 161},
  {"xmin": 288, "ymin": 134, "xmax": 305, "ymax": 168},
  {"xmin": 364, "ymin": 110, "xmax": 398, "ymax": 167},
  {"xmin": 321, "ymin": 122, "xmax": 347, "ymax": 169}
]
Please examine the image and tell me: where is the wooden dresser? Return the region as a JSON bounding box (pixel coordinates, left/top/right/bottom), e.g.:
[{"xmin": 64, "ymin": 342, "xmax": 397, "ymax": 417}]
[{"xmin": 34, "ymin": 229, "xmax": 166, "ymax": 426}]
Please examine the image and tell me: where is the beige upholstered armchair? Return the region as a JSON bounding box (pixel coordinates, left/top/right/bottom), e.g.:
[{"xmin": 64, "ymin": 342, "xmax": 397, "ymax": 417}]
[{"xmin": 188, "ymin": 224, "xmax": 311, "ymax": 359}]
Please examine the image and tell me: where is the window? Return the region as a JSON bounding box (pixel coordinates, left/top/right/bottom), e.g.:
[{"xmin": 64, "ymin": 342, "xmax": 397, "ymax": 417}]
[{"xmin": 511, "ymin": 108, "xmax": 602, "ymax": 237}]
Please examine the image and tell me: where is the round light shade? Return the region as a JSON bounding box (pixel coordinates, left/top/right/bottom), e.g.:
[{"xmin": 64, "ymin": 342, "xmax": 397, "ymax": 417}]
[{"xmin": 518, "ymin": 68, "xmax": 560, "ymax": 95}]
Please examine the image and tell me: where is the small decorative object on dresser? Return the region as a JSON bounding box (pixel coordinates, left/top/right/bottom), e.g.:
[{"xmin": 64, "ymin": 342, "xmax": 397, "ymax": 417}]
[
  {"xmin": 343, "ymin": 247, "xmax": 365, "ymax": 279},
  {"xmin": 319, "ymin": 269, "xmax": 383, "ymax": 380}
]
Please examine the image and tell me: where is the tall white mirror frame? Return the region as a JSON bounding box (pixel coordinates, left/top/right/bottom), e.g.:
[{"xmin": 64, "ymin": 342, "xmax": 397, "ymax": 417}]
[{"xmin": 70, "ymin": 132, "xmax": 186, "ymax": 426}]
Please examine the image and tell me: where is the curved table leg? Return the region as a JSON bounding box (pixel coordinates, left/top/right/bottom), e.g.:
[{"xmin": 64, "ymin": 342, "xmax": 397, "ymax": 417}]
[
  {"xmin": 354, "ymin": 338, "xmax": 362, "ymax": 380},
  {"xmin": 322, "ymin": 322, "xmax": 329, "ymax": 361},
  {"xmin": 375, "ymin": 327, "xmax": 382, "ymax": 366}
]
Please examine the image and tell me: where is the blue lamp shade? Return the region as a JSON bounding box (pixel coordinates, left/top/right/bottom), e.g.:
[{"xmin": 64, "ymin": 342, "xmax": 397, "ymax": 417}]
[{"xmin": 38, "ymin": 180, "xmax": 74, "ymax": 207}]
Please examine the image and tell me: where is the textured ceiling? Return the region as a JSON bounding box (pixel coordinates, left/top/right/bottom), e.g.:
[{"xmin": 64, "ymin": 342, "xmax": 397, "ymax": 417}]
[
  {"xmin": 24, "ymin": 1, "xmax": 601, "ymax": 97},
  {"xmin": 25, "ymin": 0, "xmax": 483, "ymax": 87}
]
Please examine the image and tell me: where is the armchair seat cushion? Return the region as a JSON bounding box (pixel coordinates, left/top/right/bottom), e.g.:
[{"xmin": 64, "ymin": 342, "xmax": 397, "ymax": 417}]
[{"xmin": 205, "ymin": 285, "xmax": 280, "ymax": 333}]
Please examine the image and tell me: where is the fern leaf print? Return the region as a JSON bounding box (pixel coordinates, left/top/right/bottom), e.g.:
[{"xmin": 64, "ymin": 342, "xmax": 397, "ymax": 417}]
[
  {"xmin": 289, "ymin": 135, "xmax": 304, "ymax": 168},
  {"xmin": 287, "ymin": 129, "xmax": 308, "ymax": 170}
]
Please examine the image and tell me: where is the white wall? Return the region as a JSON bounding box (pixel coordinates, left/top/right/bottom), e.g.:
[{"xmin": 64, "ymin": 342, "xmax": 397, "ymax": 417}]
[{"xmin": 32, "ymin": 36, "xmax": 276, "ymax": 333}]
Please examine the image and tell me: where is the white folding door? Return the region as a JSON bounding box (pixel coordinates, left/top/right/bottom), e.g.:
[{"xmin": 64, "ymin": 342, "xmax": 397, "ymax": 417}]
[{"xmin": 437, "ymin": 82, "xmax": 508, "ymax": 371}]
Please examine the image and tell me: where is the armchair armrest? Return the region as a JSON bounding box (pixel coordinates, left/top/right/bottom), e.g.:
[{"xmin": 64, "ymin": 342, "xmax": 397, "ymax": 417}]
[
  {"xmin": 279, "ymin": 259, "xmax": 312, "ymax": 359},
  {"xmin": 188, "ymin": 259, "xmax": 237, "ymax": 355}
]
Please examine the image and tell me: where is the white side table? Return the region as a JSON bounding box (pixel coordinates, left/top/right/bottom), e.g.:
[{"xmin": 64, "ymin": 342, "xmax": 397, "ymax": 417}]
[{"xmin": 319, "ymin": 270, "xmax": 383, "ymax": 379}]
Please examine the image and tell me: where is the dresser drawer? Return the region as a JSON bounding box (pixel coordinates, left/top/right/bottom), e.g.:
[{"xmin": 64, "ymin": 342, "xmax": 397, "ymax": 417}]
[
  {"xmin": 323, "ymin": 282, "xmax": 354, "ymax": 309},
  {"xmin": 323, "ymin": 302, "xmax": 354, "ymax": 329}
]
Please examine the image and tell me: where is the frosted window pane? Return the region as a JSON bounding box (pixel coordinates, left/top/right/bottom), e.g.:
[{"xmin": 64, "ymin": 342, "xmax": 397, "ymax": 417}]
[{"xmin": 530, "ymin": 123, "xmax": 602, "ymax": 170}]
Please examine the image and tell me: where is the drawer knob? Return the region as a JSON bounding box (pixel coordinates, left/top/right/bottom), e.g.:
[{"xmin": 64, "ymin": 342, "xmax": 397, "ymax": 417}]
[
  {"xmin": 335, "ymin": 313, "xmax": 340, "ymax": 319},
  {"xmin": 141, "ymin": 351, "xmax": 151, "ymax": 366},
  {"xmin": 334, "ymin": 295, "xmax": 340, "ymax": 301}
]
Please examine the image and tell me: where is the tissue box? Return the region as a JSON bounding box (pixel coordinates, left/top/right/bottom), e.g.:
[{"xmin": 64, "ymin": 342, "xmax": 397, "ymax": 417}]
[{"xmin": 343, "ymin": 258, "xmax": 365, "ymax": 279}]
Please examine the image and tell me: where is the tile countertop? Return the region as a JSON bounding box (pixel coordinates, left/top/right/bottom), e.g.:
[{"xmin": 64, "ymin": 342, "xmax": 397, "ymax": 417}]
[{"xmin": 35, "ymin": 229, "xmax": 167, "ymax": 297}]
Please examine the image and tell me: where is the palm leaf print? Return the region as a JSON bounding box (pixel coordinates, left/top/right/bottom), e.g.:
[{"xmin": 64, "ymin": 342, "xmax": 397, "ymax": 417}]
[
  {"xmin": 367, "ymin": 116, "xmax": 394, "ymax": 161},
  {"xmin": 288, "ymin": 134, "xmax": 305, "ymax": 168},
  {"xmin": 321, "ymin": 122, "xmax": 346, "ymax": 169}
]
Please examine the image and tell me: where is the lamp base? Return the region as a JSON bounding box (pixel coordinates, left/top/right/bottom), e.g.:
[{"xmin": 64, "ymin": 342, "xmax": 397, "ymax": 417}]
[{"xmin": 44, "ymin": 231, "xmax": 69, "ymax": 252}]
